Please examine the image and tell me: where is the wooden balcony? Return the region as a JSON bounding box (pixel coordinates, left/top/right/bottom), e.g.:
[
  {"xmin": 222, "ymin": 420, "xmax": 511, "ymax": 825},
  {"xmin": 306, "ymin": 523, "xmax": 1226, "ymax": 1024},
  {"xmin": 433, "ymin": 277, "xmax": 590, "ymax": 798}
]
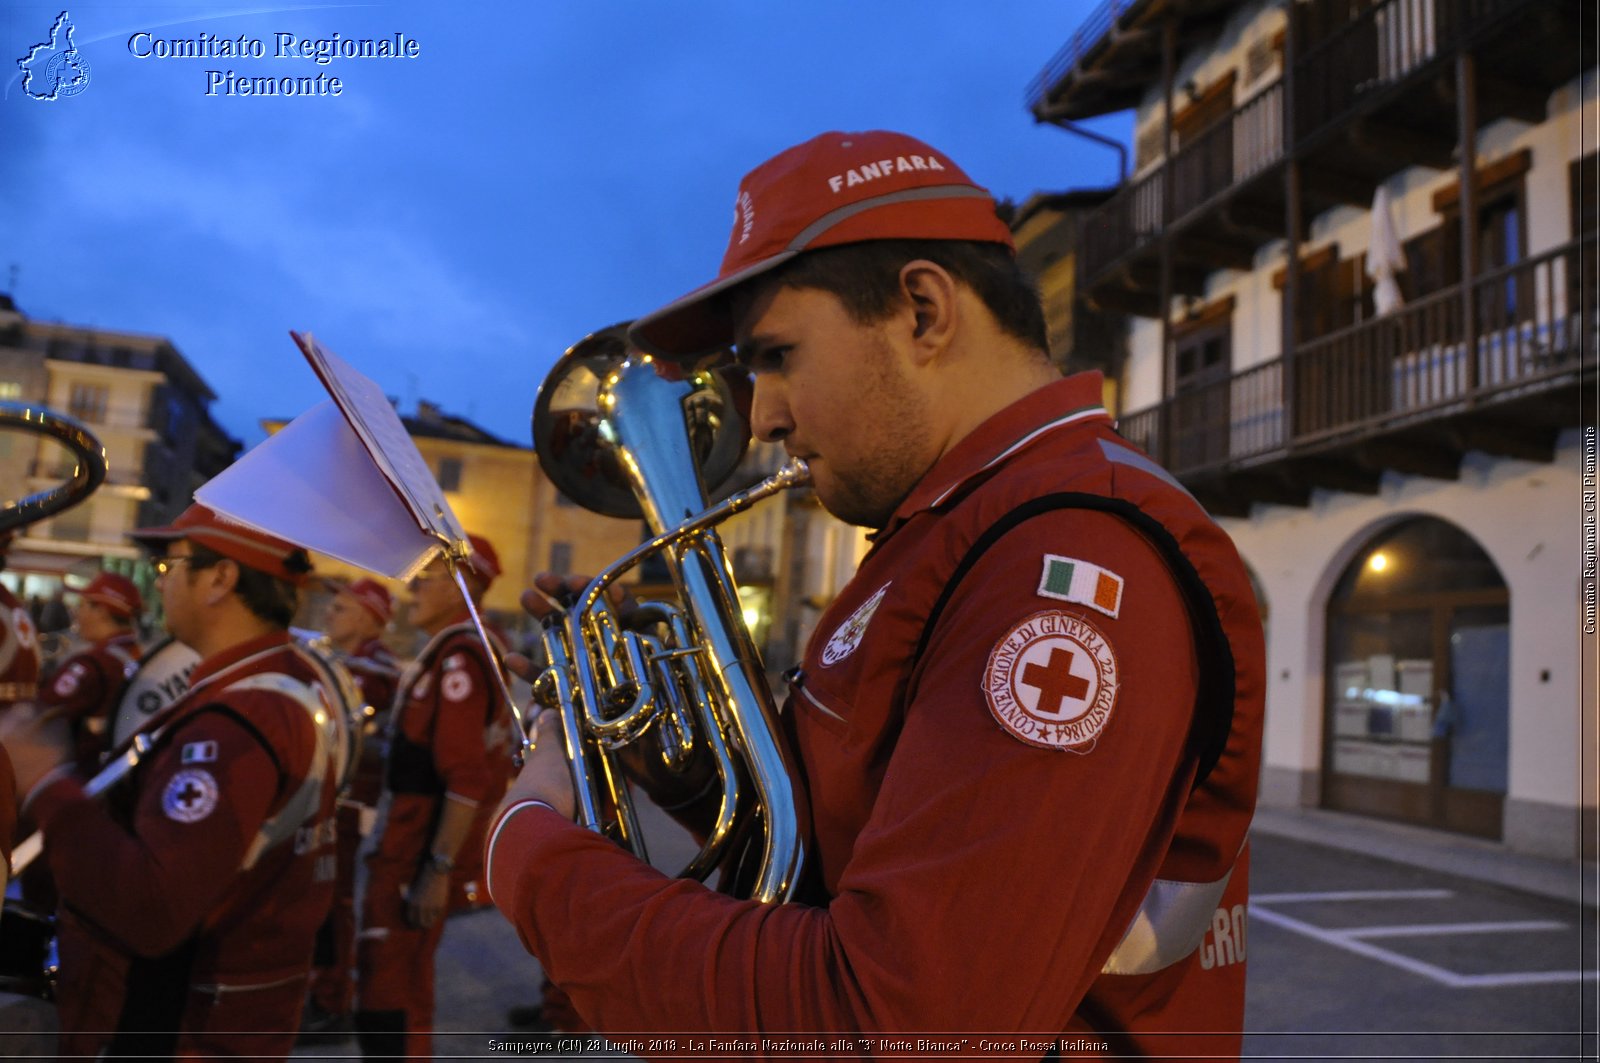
[
  {"xmin": 1073, "ymin": 0, "xmax": 1581, "ymax": 316},
  {"xmin": 1081, "ymin": 81, "xmax": 1301, "ymax": 314},
  {"xmin": 1295, "ymin": 0, "xmax": 1582, "ymax": 182},
  {"xmin": 1117, "ymin": 237, "xmax": 1596, "ymax": 516}
]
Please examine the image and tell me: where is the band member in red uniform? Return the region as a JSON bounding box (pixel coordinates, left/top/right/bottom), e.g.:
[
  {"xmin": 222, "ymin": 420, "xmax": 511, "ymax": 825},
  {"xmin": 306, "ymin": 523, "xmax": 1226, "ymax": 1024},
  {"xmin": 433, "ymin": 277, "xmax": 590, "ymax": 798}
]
[
  {"xmin": 304, "ymin": 577, "xmax": 401, "ymax": 1037},
  {"xmin": 356, "ymin": 535, "xmax": 514, "ymax": 1060},
  {"xmin": 2, "ymin": 503, "xmax": 343, "ymax": 1060},
  {"xmin": 39, "ymin": 571, "xmax": 144, "ymax": 773},
  {"xmin": 488, "ymin": 131, "xmax": 1265, "ymax": 1058},
  {"xmin": 0, "ymin": 530, "xmax": 41, "ymax": 889},
  {"xmin": 0, "ymin": 531, "xmax": 42, "ymax": 711}
]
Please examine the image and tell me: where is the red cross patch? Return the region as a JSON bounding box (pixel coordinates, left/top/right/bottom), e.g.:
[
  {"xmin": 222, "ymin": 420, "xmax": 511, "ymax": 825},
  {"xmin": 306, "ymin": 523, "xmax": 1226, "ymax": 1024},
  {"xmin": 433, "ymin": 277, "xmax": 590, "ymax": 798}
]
[
  {"xmin": 983, "ymin": 610, "xmax": 1119, "ymax": 751},
  {"xmin": 162, "ymin": 768, "xmax": 220, "ymax": 823},
  {"xmin": 442, "ymin": 669, "xmax": 473, "ymax": 702}
]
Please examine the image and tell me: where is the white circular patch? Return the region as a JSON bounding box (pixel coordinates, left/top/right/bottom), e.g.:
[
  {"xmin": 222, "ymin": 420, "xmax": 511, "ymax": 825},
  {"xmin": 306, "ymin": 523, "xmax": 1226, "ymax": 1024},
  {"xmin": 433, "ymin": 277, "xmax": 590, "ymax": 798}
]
[
  {"xmin": 53, "ymin": 666, "xmax": 81, "ymax": 697},
  {"xmin": 441, "ymin": 670, "xmax": 473, "ymax": 702},
  {"xmin": 984, "ymin": 610, "xmax": 1119, "ymax": 752},
  {"xmin": 162, "ymin": 768, "xmax": 220, "ymax": 823},
  {"xmin": 821, "ymin": 583, "xmax": 890, "ymax": 667}
]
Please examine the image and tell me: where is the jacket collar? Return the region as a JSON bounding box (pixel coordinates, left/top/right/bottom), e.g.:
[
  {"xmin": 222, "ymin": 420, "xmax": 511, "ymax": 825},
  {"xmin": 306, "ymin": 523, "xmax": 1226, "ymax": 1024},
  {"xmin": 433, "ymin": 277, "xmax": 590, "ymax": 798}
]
[
  {"xmin": 187, "ymin": 629, "xmax": 296, "ymax": 695},
  {"xmin": 872, "ymin": 371, "xmax": 1110, "ymax": 542}
]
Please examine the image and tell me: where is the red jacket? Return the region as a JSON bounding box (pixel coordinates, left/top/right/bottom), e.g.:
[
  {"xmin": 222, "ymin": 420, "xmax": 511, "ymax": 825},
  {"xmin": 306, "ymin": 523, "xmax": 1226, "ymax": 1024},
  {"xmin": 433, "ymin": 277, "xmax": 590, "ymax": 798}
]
[
  {"xmin": 378, "ymin": 617, "xmax": 513, "ymax": 903},
  {"xmin": 339, "ymin": 635, "xmax": 401, "ymax": 809},
  {"xmin": 487, "ymin": 373, "xmax": 1264, "ymax": 1057},
  {"xmin": 39, "ymin": 631, "xmax": 141, "ymax": 773},
  {"xmin": 0, "ymin": 583, "xmax": 41, "ymax": 705},
  {"xmin": 27, "ymin": 630, "xmax": 342, "ymax": 1059}
]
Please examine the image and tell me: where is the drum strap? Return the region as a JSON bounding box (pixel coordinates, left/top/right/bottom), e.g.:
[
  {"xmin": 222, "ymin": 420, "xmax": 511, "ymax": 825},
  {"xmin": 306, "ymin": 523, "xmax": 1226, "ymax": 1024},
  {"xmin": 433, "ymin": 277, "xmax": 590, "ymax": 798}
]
[{"xmin": 231, "ymin": 672, "xmax": 333, "ymax": 871}]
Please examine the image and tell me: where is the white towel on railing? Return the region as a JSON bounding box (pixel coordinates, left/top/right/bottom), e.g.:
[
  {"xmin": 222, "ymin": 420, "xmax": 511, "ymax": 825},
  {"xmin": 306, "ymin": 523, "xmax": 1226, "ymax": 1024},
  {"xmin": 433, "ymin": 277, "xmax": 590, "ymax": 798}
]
[{"xmin": 1367, "ymin": 186, "xmax": 1406, "ymax": 316}]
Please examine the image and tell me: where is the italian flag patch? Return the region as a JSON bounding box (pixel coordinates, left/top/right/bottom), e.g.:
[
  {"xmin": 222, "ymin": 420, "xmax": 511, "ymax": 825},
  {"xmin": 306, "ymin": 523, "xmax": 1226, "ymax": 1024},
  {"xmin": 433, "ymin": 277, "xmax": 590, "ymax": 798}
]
[{"xmin": 1037, "ymin": 555, "xmax": 1124, "ymax": 619}]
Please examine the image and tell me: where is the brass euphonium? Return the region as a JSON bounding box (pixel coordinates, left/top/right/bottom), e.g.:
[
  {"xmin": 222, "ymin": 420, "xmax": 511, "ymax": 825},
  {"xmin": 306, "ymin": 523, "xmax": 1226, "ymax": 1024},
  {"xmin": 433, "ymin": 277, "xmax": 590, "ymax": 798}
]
[
  {"xmin": 530, "ymin": 324, "xmax": 808, "ymax": 903},
  {"xmin": 0, "ymin": 400, "xmax": 108, "ymax": 533}
]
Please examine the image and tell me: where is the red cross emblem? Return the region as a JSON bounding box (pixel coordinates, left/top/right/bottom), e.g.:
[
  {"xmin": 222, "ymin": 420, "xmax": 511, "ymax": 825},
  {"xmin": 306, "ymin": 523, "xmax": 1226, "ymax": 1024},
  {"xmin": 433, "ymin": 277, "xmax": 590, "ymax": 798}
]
[
  {"xmin": 1020, "ymin": 647, "xmax": 1091, "ymax": 717},
  {"xmin": 983, "ymin": 611, "xmax": 1119, "ymax": 751},
  {"xmin": 162, "ymin": 768, "xmax": 219, "ymax": 823}
]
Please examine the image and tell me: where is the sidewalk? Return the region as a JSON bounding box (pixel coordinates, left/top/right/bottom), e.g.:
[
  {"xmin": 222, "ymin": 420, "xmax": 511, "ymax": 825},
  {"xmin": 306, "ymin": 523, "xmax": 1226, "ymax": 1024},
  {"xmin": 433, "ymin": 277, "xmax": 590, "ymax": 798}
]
[{"xmin": 1249, "ymin": 803, "xmax": 1598, "ymax": 907}]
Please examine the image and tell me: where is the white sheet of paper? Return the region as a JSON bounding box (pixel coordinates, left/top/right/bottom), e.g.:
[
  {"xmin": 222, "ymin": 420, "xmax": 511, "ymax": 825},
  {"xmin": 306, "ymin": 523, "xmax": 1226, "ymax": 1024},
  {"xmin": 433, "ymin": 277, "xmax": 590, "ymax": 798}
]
[
  {"xmin": 292, "ymin": 330, "xmax": 468, "ymax": 550},
  {"xmin": 195, "ymin": 399, "xmax": 444, "ymax": 581}
]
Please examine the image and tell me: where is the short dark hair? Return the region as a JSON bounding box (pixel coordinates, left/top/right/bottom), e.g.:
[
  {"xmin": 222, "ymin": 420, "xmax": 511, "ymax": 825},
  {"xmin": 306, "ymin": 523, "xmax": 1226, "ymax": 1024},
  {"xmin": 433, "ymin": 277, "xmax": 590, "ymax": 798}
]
[
  {"xmin": 741, "ymin": 239, "xmax": 1048, "ymax": 352},
  {"xmin": 186, "ymin": 542, "xmax": 307, "ymax": 628}
]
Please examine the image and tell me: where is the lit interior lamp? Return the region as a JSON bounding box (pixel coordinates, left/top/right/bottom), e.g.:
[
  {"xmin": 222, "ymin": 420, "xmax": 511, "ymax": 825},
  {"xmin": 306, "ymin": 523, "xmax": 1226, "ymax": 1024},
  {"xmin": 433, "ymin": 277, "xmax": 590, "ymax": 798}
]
[{"xmin": 1367, "ymin": 551, "xmax": 1389, "ymax": 574}]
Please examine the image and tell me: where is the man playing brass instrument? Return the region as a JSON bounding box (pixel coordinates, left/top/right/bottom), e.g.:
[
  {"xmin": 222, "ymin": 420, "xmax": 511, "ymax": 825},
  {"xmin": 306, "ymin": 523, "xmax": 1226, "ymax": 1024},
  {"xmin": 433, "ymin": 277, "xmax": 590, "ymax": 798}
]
[{"xmin": 489, "ymin": 130, "xmax": 1265, "ymax": 1058}]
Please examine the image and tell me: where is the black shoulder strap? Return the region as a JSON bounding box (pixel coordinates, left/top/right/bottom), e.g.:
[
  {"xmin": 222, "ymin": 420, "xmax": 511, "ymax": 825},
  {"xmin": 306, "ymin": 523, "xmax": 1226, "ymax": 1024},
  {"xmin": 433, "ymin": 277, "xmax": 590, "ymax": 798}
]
[{"xmin": 912, "ymin": 492, "xmax": 1235, "ymax": 788}]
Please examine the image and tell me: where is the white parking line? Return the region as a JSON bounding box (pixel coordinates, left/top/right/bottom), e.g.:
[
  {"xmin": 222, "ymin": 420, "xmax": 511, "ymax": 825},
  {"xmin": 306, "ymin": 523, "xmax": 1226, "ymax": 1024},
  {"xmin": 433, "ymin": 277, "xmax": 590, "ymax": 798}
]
[
  {"xmin": 1348, "ymin": 919, "xmax": 1566, "ymax": 940},
  {"xmin": 1250, "ymin": 900, "xmax": 1596, "ymax": 989},
  {"xmin": 1252, "ymin": 889, "xmax": 1454, "ymax": 903}
]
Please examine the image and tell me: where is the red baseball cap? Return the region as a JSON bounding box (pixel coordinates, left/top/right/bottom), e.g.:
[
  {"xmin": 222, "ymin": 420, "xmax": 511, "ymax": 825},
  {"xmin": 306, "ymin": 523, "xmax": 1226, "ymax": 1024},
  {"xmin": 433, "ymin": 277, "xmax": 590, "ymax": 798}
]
[
  {"xmin": 336, "ymin": 577, "xmax": 393, "ymax": 625},
  {"xmin": 75, "ymin": 572, "xmax": 143, "ymax": 619},
  {"xmin": 629, "ymin": 130, "xmax": 1015, "ymax": 358},
  {"xmin": 132, "ymin": 503, "xmax": 313, "ymax": 585},
  {"xmin": 465, "ymin": 533, "xmax": 500, "ymax": 589}
]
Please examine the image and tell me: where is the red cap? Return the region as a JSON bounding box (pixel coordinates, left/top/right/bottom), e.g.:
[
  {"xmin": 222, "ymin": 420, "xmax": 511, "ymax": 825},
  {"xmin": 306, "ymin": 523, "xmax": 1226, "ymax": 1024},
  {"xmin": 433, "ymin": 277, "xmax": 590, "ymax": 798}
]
[
  {"xmin": 338, "ymin": 577, "xmax": 393, "ymax": 625},
  {"xmin": 75, "ymin": 572, "xmax": 142, "ymax": 619},
  {"xmin": 465, "ymin": 533, "xmax": 500, "ymax": 589},
  {"xmin": 132, "ymin": 503, "xmax": 313, "ymax": 586},
  {"xmin": 629, "ymin": 130, "xmax": 1015, "ymax": 357}
]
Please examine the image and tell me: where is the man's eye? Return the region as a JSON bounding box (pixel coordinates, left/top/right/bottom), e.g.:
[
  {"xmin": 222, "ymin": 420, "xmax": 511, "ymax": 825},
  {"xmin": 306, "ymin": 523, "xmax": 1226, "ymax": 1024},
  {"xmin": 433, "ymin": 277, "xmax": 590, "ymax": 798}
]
[{"xmin": 749, "ymin": 347, "xmax": 789, "ymax": 374}]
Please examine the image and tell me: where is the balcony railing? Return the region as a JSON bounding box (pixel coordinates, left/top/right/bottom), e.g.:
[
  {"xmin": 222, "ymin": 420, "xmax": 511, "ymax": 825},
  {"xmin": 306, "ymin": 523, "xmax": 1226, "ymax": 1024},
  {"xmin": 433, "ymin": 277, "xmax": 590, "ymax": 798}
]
[
  {"xmin": 1295, "ymin": 0, "xmax": 1527, "ymax": 147},
  {"xmin": 1118, "ymin": 237, "xmax": 1596, "ymax": 480},
  {"xmin": 1080, "ymin": 80, "xmax": 1285, "ymax": 285},
  {"xmin": 1026, "ymin": 0, "xmax": 1137, "ymax": 112}
]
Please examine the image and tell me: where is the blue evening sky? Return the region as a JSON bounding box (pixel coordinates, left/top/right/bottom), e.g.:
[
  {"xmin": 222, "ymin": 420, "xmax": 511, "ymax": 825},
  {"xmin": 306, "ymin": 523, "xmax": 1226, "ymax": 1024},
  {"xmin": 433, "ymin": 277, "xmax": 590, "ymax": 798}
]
[{"xmin": 2, "ymin": 2, "xmax": 1130, "ymax": 448}]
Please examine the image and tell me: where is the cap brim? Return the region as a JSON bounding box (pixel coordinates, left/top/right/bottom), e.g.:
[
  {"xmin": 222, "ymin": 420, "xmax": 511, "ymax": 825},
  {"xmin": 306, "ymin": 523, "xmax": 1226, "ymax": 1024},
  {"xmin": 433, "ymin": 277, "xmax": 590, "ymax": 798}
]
[
  {"xmin": 628, "ymin": 250, "xmax": 799, "ymax": 359},
  {"xmin": 128, "ymin": 523, "xmax": 185, "ymax": 549}
]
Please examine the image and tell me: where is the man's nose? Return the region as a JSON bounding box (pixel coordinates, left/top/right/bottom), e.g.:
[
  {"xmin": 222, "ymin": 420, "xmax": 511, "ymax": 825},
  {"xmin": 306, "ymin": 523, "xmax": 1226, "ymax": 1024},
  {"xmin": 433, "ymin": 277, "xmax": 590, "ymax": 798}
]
[{"xmin": 749, "ymin": 377, "xmax": 792, "ymax": 444}]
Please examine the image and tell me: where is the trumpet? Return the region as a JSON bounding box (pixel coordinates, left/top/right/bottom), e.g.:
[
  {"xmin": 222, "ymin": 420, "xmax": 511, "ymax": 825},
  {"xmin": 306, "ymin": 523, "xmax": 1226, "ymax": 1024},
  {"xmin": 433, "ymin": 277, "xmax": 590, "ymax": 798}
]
[
  {"xmin": 530, "ymin": 324, "xmax": 809, "ymax": 903},
  {"xmin": 0, "ymin": 400, "xmax": 108, "ymax": 533}
]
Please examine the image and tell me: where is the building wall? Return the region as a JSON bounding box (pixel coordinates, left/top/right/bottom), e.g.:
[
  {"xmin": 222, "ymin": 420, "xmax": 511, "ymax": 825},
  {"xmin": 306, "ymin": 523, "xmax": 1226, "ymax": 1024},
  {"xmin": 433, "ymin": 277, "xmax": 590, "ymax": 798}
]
[
  {"xmin": 1226, "ymin": 433, "xmax": 1589, "ymax": 859},
  {"xmin": 1105, "ymin": 7, "xmax": 1594, "ymax": 859},
  {"xmin": 38, "ymin": 358, "xmax": 159, "ymax": 562}
]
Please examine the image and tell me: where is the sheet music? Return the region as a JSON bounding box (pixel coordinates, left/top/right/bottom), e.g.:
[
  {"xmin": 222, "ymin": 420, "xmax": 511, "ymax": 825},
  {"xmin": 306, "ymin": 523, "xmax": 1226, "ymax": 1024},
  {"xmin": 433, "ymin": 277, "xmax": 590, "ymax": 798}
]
[
  {"xmin": 291, "ymin": 330, "xmax": 469, "ymax": 552},
  {"xmin": 194, "ymin": 332, "xmax": 473, "ymax": 582}
]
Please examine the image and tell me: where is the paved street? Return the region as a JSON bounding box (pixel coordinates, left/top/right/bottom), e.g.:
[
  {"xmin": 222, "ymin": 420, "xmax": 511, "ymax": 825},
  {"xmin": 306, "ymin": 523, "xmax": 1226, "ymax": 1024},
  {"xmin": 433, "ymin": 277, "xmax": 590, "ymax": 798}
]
[
  {"xmin": 284, "ymin": 818, "xmax": 1597, "ymax": 1061},
  {"xmin": 1243, "ymin": 836, "xmax": 1597, "ymax": 1061}
]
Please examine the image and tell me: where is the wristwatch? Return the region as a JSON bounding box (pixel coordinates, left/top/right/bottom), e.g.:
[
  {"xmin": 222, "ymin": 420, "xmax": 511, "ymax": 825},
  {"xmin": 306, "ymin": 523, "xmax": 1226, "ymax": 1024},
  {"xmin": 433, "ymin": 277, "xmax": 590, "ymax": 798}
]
[{"xmin": 427, "ymin": 850, "xmax": 455, "ymax": 874}]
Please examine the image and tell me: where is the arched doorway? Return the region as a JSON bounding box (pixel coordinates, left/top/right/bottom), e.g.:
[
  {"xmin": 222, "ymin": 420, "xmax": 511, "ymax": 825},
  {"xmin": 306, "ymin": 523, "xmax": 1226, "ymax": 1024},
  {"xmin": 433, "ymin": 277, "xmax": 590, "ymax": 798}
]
[{"xmin": 1322, "ymin": 517, "xmax": 1509, "ymax": 838}]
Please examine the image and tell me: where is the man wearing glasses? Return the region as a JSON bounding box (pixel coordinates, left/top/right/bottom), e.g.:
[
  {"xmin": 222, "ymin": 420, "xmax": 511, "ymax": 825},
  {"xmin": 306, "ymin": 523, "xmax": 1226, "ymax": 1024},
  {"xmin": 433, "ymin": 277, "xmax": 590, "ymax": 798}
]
[
  {"xmin": 355, "ymin": 533, "xmax": 513, "ymax": 1061},
  {"xmin": 1, "ymin": 502, "xmax": 343, "ymax": 1060}
]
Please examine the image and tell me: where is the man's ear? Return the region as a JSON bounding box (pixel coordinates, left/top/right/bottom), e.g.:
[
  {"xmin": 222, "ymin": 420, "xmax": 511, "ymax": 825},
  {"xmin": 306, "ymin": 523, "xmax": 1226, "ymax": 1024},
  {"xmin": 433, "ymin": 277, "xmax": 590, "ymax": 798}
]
[
  {"xmin": 898, "ymin": 260, "xmax": 959, "ymax": 358},
  {"xmin": 205, "ymin": 558, "xmax": 241, "ymax": 605}
]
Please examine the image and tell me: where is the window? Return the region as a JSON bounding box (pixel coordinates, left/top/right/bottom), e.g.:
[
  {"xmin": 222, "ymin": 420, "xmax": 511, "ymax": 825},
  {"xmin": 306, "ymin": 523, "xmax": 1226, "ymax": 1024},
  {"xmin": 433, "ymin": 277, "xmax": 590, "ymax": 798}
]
[
  {"xmin": 1273, "ymin": 245, "xmax": 1367, "ymax": 341},
  {"xmin": 68, "ymin": 382, "xmax": 108, "ymax": 424},
  {"xmin": 1409, "ymin": 152, "xmax": 1532, "ymax": 328},
  {"xmin": 436, "ymin": 457, "xmax": 463, "ymax": 493},
  {"xmin": 0, "ymin": 381, "xmax": 20, "ymax": 400},
  {"xmin": 1172, "ymin": 72, "xmax": 1236, "ymax": 150}
]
